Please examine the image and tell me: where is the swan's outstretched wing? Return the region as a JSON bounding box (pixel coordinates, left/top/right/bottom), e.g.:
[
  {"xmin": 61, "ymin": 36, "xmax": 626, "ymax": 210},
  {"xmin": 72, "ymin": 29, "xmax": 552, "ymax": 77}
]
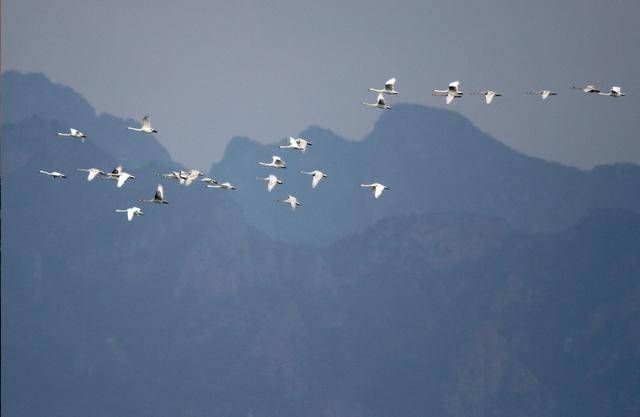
[
  {"xmin": 374, "ymin": 185, "xmax": 384, "ymax": 198},
  {"xmin": 446, "ymin": 93, "xmax": 455, "ymax": 104},
  {"xmin": 385, "ymin": 78, "xmax": 396, "ymax": 90},
  {"xmin": 541, "ymin": 91, "xmax": 551, "ymax": 99},
  {"xmin": 127, "ymin": 209, "xmax": 134, "ymax": 221},
  {"xmin": 87, "ymin": 170, "xmax": 101, "ymax": 181},
  {"xmin": 376, "ymin": 93, "xmax": 386, "ymax": 106},
  {"xmin": 155, "ymin": 184, "xmax": 164, "ymax": 200},
  {"xmin": 267, "ymin": 176, "xmax": 277, "ymax": 192},
  {"xmin": 448, "ymin": 81, "xmax": 460, "ymax": 92},
  {"xmin": 117, "ymin": 174, "xmax": 128, "ymax": 188},
  {"xmin": 312, "ymin": 172, "xmax": 322, "ymax": 189},
  {"xmin": 142, "ymin": 116, "xmax": 151, "ymax": 129},
  {"xmin": 612, "ymin": 86, "xmax": 622, "ymax": 94},
  {"xmin": 486, "ymin": 91, "xmax": 496, "ymax": 104}
]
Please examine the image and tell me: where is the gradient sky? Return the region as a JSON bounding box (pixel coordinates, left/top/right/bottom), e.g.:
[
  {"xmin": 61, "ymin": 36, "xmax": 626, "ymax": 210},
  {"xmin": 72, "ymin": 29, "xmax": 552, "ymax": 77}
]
[{"xmin": 4, "ymin": 0, "xmax": 640, "ymax": 169}]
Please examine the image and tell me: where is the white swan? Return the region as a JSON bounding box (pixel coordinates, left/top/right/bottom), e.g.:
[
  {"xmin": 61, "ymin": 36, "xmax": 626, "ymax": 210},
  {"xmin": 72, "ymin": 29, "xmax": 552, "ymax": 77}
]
[
  {"xmin": 140, "ymin": 184, "xmax": 168, "ymax": 204},
  {"xmin": 178, "ymin": 169, "xmax": 203, "ymax": 186},
  {"xmin": 300, "ymin": 170, "xmax": 327, "ymax": 189},
  {"xmin": 572, "ymin": 84, "xmax": 600, "ymax": 94},
  {"xmin": 598, "ymin": 86, "xmax": 626, "ymax": 97},
  {"xmin": 127, "ymin": 116, "xmax": 157, "ymax": 134},
  {"xmin": 527, "ymin": 90, "xmax": 557, "ymax": 100},
  {"xmin": 433, "ymin": 81, "xmax": 463, "ymax": 104},
  {"xmin": 279, "ymin": 195, "xmax": 301, "ymax": 211},
  {"xmin": 57, "ymin": 128, "xmax": 87, "ymax": 142},
  {"xmin": 39, "ymin": 170, "xmax": 67, "ymax": 179},
  {"xmin": 104, "ymin": 166, "xmax": 135, "ymax": 188},
  {"xmin": 362, "ymin": 93, "xmax": 391, "ymax": 109},
  {"xmin": 76, "ymin": 168, "xmax": 105, "ymax": 181},
  {"xmin": 206, "ymin": 182, "xmax": 236, "ymax": 190},
  {"xmin": 258, "ymin": 156, "xmax": 287, "ymax": 169},
  {"xmin": 114, "ymin": 207, "xmax": 144, "ymax": 222},
  {"xmin": 472, "ymin": 90, "xmax": 501, "ymax": 104},
  {"xmin": 256, "ymin": 174, "xmax": 283, "ymax": 192},
  {"xmin": 368, "ymin": 78, "xmax": 398, "ymax": 95},
  {"xmin": 361, "ymin": 182, "xmax": 389, "ymax": 199}
]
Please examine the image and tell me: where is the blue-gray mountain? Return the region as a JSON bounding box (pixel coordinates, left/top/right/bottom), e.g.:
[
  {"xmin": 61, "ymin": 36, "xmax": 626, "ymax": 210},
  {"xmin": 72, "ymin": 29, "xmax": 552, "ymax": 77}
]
[
  {"xmin": 2, "ymin": 72, "xmax": 639, "ymax": 417},
  {"xmin": 211, "ymin": 106, "xmax": 640, "ymax": 243}
]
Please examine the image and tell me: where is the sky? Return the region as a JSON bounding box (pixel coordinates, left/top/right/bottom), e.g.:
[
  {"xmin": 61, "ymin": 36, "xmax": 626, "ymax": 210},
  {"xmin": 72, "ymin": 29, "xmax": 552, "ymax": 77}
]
[{"xmin": 4, "ymin": 0, "xmax": 640, "ymax": 169}]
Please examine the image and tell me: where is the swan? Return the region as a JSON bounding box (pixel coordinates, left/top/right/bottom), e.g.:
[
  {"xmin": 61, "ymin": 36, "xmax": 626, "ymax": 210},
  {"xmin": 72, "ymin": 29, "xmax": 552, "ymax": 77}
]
[
  {"xmin": 206, "ymin": 182, "xmax": 236, "ymax": 190},
  {"xmin": 103, "ymin": 166, "xmax": 134, "ymax": 188},
  {"xmin": 362, "ymin": 93, "xmax": 391, "ymax": 109},
  {"xmin": 433, "ymin": 81, "xmax": 463, "ymax": 104},
  {"xmin": 368, "ymin": 78, "xmax": 398, "ymax": 95},
  {"xmin": 527, "ymin": 90, "xmax": 557, "ymax": 100},
  {"xmin": 39, "ymin": 170, "xmax": 67, "ymax": 179},
  {"xmin": 57, "ymin": 128, "xmax": 87, "ymax": 142},
  {"xmin": 258, "ymin": 156, "xmax": 287, "ymax": 169},
  {"xmin": 572, "ymin": 84, "xmax": 600, "ymax": 93},
  {"xmin": 114, "ymin": 207, "xmax": 144, "ymax": 222},
  {"xmin": 279, "ymin": 195, "xmax": 301, "ymax": 211},
  {"xmin": 472, "ymin": 90, "xmax": 501, "ymax": 104},
  {"xmin": 76, "ymin": 168, "xmax": 105, "ymax": 181},
  {"xmin": 127, "ymin": 116, "xmax": 158, "ymax": 134},
  {"xmin": 361, "ymin": 182, "xmax": 389, "ymax": 199},
  {"xmin": 256, "ymin": 174, "xmax": 283, "ymax": 192},
  {"xmin": 598, "ymin": 86, "xmax": 626, "ymax": 97},
  {"xmin": 140, "ymin": 184, "xmax": 168, "ymax": 204},
  {"xmin": 300, "ymin": 170, "xmax": 327, "ymax": 189}
]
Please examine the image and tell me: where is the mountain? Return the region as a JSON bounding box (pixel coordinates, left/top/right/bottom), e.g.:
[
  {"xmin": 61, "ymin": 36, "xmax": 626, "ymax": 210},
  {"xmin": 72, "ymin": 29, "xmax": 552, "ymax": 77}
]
[
  {"xmin": 2, "ymin": 71, "xmax": 174, "ymax": 168},
  {"xmin": 2, "ymin": 72, "xmax": 639, "ymax": 417},
  {"xmin": 211, "ymin": 105, "xmax": 640, "ymax": 243}
]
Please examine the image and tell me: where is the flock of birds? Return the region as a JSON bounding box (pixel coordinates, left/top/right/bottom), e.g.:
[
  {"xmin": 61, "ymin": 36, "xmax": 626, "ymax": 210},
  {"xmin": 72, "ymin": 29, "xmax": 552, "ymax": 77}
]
[{"xmin": 41, "ymin": 79, "xmax": 626, "ymax": 221}]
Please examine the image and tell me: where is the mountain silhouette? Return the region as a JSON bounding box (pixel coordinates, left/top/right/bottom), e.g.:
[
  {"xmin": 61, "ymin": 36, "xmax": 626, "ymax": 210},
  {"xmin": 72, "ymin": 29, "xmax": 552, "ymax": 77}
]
[{"xmin": 2, "ymin": 72, "xmax": 639, "ymax": 417}]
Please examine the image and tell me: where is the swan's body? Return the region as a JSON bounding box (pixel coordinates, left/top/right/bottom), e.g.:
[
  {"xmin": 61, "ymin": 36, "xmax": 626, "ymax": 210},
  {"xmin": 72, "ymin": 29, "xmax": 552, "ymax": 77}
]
[
  {"xmin": 76, "ymin": 168, "xmax": 105, "ymax": 181},
  {"xmin": 114, "ymin": 207, "xmax": 144, "ymax": 222},
  {"xmin": 127, "ymin": 116, "xmax": 157, "ymax": 134},
  {"xmin": 199, "ymin": 177, "xmax": 218, "ymax": 185},
  {"xmin": 527, "ymin": 90, "xmax": 557, "ymax": 100},
  {"xmin": 362, "ymin": 93, "xmax": 391, "ymax": 109},
  {"xmin": 39, "ymin": 170, "xmax": 67, "ymax": 179},
  {"xmin": 472, "ymin": 90, "xmax": 501, "ymax": 104},
  {"xmin": 279, "ymin": 195, "xmax": 301, "ymax": 211},
  {"xmin": 140, "ymin": 184, "xmax": 168, "ymax": 204},
  {"xmin": 368, "ymin": 78, "xmax": 398, "ymax": 95},
  {"xmin": 433, "ymin": 81, "xmax": 463, "ymax": 104},
  {"xmin": 300, "ymin": 170, "xmax": 327, "ymax": 189},
  {"xmin": 598, "ymin": 86, "xmax": 626, "ymax": 97},
  {"xmin": 256, "ymin": 174, "xmax": 283, "ymax": 192},
  {"xmin": 258, "ymin": 156, "xmax": 287, "ymax": 169},
  {"xmin": 57, "ymin": 128, "xmax": 87, "ymax": 142},
  {"xmin": 206, "ymin": 182, "xmax": 236, "ymax": 190},
  {"xmin": 572, "ymin": 84, "xmax": 600, "ymax": 94},
  {"xmin": 361, "ymin": 182, "xmax": 389, "ymax": 199}
]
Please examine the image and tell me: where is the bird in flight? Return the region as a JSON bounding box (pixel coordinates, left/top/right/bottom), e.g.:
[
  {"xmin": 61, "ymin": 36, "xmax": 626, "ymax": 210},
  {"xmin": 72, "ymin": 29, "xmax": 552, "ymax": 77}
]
[{"xmin": 127, "ymin": 116, "xmax": 158, "ymax": 134}]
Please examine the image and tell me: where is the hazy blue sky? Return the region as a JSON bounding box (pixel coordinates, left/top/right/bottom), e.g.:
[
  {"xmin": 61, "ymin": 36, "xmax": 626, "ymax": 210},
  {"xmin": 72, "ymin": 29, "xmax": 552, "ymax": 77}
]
[{"xmin": 4, "ymin": 0, "xmax": 640, "ymax": 169}]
